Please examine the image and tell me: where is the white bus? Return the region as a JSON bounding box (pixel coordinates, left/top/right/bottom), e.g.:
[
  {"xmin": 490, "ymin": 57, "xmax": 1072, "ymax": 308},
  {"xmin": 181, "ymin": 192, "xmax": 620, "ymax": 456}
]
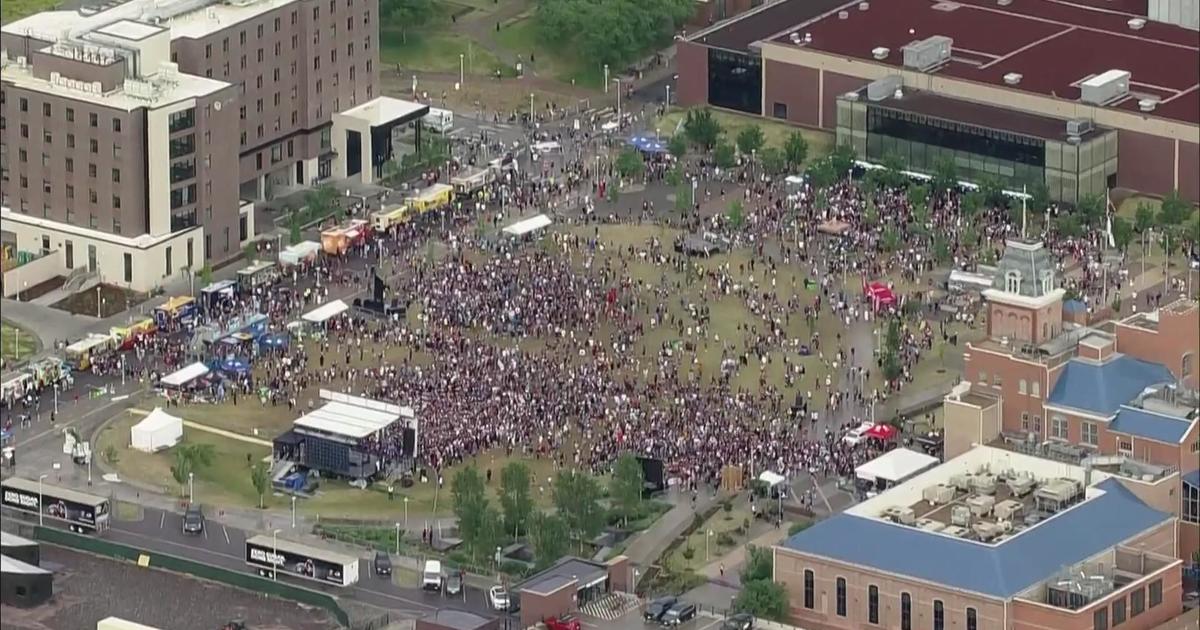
[{"xmin": 245, "ymin": 534, "xmax": 359, "ymax": 587}]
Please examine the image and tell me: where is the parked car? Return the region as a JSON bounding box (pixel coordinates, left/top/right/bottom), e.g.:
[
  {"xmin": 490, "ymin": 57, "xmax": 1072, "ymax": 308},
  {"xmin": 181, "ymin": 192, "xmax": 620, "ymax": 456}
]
[
  {"xmin": 660, "ymin": 601, "xmax": 696, "ymax": 626},
  {"xmin": 644, "ymin": 596, "xmax": 678, "ymax": 623},
  {"xmin": 545, "ymin": 614, "xmax": 581, "ymax": 630},
  {"xmin": 489, "ymin": 585, "xmax": 510, "ymax": 611},
  {"xmin": 373, "ymin": 551, "xmax": 392, "ymax": 577},
  {"xmin": 722, "ymin": 613, "xmax": 754, "ymax": 630},
  {"xmin": 182, "ymin": 504, "xmax": 205, "ymax": 535},
  {"xmin": 444, "ymin": 573, "xmax": 463, "ymax": 596}
]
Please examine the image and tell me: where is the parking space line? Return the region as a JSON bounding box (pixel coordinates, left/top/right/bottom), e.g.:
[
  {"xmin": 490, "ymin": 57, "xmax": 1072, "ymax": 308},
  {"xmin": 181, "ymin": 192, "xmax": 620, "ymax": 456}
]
[
  {"xmin": 159, "ymin": 512, "xmax": 165, "ymax": 529},
  {"xmin": 222, "ymin": 526, "xmax": 230, "ymax": 545}
]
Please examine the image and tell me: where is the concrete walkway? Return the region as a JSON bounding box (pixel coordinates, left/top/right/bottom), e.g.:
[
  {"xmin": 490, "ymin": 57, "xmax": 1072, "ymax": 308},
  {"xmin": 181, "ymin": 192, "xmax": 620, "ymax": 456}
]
[
  {"xmin": 697, "ymin": 527, "xmax": 789, "ymax": 582},
  {"xmin": 623, "ymin": 489, "xmax": 717, "ymax": 570}
]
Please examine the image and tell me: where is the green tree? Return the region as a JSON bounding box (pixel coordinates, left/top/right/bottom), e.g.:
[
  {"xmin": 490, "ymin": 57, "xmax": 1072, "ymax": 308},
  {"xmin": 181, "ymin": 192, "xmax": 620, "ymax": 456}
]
[
  {"xmin": 101, "ymin": 444, "xmax": 120, "ymax": 467},
  {"xmin": 528, "ymin": 512, "xmax": 570, "ymax": 569},
  {"xmin": 931, "ymin": 157, "xmax": 958, "ymax": 194},
  {"xmin": 303, "ymin": 185, "xmax": 338, "ymax": 222},
  {"xmin": 807, "ymin": 158, "xmax": 837, "ymax": 189},
  {"xmin": 1029, "ymin": 182, "xmax": 1050, "ymax": 215},
  {"xmin": 758, "ymin": 147, "xmax": 787, "ymax": 176},
  {"xmin": 882, "ymin": 317, "xmax": 903, "ymax": 381},
  {"xmin": 499, "ymin": 462, "xmax": 535, "ymax": 538},
  {"xmin": 379, "ymin": 0, "xmax": 434, "ymax": 43},
  {"xmin": 907, "ymin": 183, "xmax": 930, "ymax": 211},
  {"xmin": 615, "ymin": 148, "xmax": 645, "ymax": 179},
  {"xmin": 553, "ymin": 470, "xmax": 604, "ymax": 548},
  {"xmin": 1057, "ymin": 214, "xmax": 1083, "ymax": 238},
  {"xmin": 1135, "ymin": 202, "xmax": 1156, "ymax": 233},
  {"xmin": 668, "ymin": 134, "xmax": 688, "ymax": 160},
  {"xmin": 741, "ymin": 545, "xmax": 773, "ymax": 583},
  {"xmin": 1111, "ymin": 216, "xmax": 1134, "ymax": 252},
  {"xmin": 734, "ymin": 579, "xmax": 789, "ymax": 621},
  {"xmin": 828, "ymin": 143, "xmax": 856, "ymax": 176},
  {"xmin": 289, "ymin": 210, "xmax": 303, "ymax": 245},
  {"xmin": 979, "ymin": 177, "xmax": 1008, "ymax": 209},
  {"xmin": 178, "ymin": 442, "xmax": 216, "ymax": 468},
  {"xmin": 961, "ymin": 190, "xmax": 984, "ymax": 217},
  {"xmin": 1158, "ymin": 189, "xmax": 1191, "ymax": 225},
  {"xmin": 452, "ymin": 466, "xmax": 491, "ymax": 560},
  {"xmin": 728, "ymin": 200, "xmax": 745, "ymax": 229},
  {"xmin": 683, "ymin": 108, "xmax": 722, "ymax": 150},
  {"xmin": 675, "ymin": 182, "xmax": 692, "ymax": 211},
  {"xmin": 195, "ymin": 264, "xmax": 213, "ymax": 287},
  {"xmin": 881, "ymin": 226, "xmax": 901, "ymax": 253},
  {"xmin": 170, "ymin": 450, "xmax": 192, "ymax": 497},
  {"xmin": 1186, "ymin": 216, "xmax": 1200, "ymax": 250},
  {"xmin": 537, "ymin": 0, "xmax": 694, "ymax": 68},
  {"xmin": 783, "ymin": 131, "xmax": 809, "ymax": 168},
  {"xmin": 666, "ymin": 165, "xmax": 683, "ymax": 187},
  {"xmin": 714, "ymin": 142, "xmax": 736, "ymax": 169},
  {"xmin": 1076, "ymin": 193, "xmax": 1105, "ymax": 226},
  {"xmin": 877, "ymin": 152, "xmax": 908, "ymax": 190},
  {"xmin": 933, "ymin": 234, "xmax": 952, "ymax": 264},
  {"xmin": 735, "ymin": 125, "xmax": 765, "ymax": 155},
  {"xmin": 610, "ymin": 453, "xmax": 645, "ymax": 525},
  {"xmin": 250, "ymin": 460, "xmax": 270, "ymax": 509}
]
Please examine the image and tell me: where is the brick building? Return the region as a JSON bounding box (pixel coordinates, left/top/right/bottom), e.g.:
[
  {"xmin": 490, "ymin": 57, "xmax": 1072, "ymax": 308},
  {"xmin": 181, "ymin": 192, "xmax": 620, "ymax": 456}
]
[
  {"xmin": 676, "ymin": 0, "xmax": 1200, "ymax": 203},
  {"xmin": 776, "ymin": 445, "xmax": 1186, "ymax": 630},
  {"xmin": 0, "ymin": 0, "xmax": 380, "ymax": 289}
]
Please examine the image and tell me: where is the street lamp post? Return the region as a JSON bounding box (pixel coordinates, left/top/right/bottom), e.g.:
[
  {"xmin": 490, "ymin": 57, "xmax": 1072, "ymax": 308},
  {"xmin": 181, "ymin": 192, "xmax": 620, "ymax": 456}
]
[
  {"xmin": 459, "ymin": 53, "xmax": 465, "ymax": 87},
  {"xmin": 613, "ymin": 79, "xmax": 622, "ymax": 124},
  {"xmin": 403, "ymin": 496, "xmax": 409, "ymax": 531},
  {"xmin": 271, "ymin": 528, "xmax": 282, "ymax": 581},
  {"xmin": 96, "ymin": 286, "xmax": 102, "ymax": 318},
  {"xmin": 38, "ymin": 474, "xmax": 48, "ymax": 526},
  {"xmin": 188, "ymin": 471, "xmax": 194, "ymax": 504},
  {"xmin": 665, "ymin": 84, "xmax": 671, "ymax": 107},
  {"xmin": 291, "ymin": 495, "xmax": 297, "ymax": 528},
  {"xmin": 603, "ymin": 64, "xmax": 609, "ymax": 92},
  {"xmin": 395, "ymin": 522, "xmax": 401, "ymax": 555},
  {"xmin": 529, "ymin": 93, "xmax": 535, "ymax": 123}
]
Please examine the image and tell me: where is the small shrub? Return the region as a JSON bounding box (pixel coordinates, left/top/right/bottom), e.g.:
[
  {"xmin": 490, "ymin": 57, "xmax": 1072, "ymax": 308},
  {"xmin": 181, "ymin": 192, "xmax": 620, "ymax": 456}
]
[
  {"xmin": 788, "ymin": 521, "xmax": 813, "ymax": 536},
  {"xmin": 716, "ymin": 532, "xmax": 736, "ymax": 547},
  {"xmin": 681, "ymin": 546, "xmax": 695, "ymax": 560}
]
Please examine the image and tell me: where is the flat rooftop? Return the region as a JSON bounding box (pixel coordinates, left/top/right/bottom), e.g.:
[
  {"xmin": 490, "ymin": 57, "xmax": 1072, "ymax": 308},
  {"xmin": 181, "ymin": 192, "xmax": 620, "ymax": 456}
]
[
  {"xmin": 768, "ymin": 0, "xmax": 1200, "ymax": 125},
  {"xmin": 518, "ymin": 557, "xmax": 608, "ymax": 596},
  {"xmin": 691, "ymin": 0, "xmax": 852, "ymax": 52},
  {"xmin": 0, "ymin": 56, "xmax": 228, "ymax": 111},
  {"xmin": 337, "ymin": 97, "xmax": 430, "ymax": 128},
  {"xmin": 2, "ymin": 0, "xmax": 300, "ymax": 42},
  {"xmin": 868, "ymin": 89, "xmax": 1100, "ymax": 140},
  {"xmin": 94, "ymin": 19, "xmax": 165, "ymax": 41}
]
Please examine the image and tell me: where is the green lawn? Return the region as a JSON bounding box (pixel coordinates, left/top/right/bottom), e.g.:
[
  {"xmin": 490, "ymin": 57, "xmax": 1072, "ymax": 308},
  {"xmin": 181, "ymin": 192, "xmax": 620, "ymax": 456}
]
[
  {"xmin": 1, "ymin": 0, "xmax": 58, "ymax": 24},
  {"xmin": 494, "ymin": 17, "xmax": 605, "ymax": 88},
  {"xmin": 1, "ymin": 320, "xmax": 39, "ymax": 365},
  {"xmin": 657, "ymin": 108, "xmax": 834, "ymax": 163},
  {"xmin": 666, "ymin": 505, "xmax": 756, "ymax": 572},
  {"xmin": 380, "ymin": 29, "xmax": 506, "ymax": 76}
]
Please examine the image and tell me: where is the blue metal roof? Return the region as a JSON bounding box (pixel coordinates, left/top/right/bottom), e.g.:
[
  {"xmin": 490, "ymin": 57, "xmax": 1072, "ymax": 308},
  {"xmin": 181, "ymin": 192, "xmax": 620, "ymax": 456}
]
[
  {"xmin": 1109, "ymin": 406, "xmax": 1195, "ymax": 444},
  {"xmin": 1063, "ymin": 299, "xmax": 1087, "ymax": 313},
  {"xmin": 1183, "ymin": 470, "xmax": 1200, "ymax": 489},
  {"xmin": 1047, "ymin": 356, "xmax": 1173, "ymax": 416},
  {"xmin": 781, "ymin": 479, "xmax": 1170, "ymax": 598}
]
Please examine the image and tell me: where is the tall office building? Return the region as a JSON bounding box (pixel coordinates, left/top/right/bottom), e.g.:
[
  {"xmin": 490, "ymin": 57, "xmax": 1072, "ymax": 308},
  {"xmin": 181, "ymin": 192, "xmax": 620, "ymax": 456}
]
[{"xmin": 1, "ymin": 0, "xmax": 378, "ymax": 290}]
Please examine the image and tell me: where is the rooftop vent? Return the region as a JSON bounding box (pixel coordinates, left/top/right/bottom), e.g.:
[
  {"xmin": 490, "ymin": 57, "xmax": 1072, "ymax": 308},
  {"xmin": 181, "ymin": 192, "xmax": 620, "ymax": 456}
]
[
  {"xmin": 1138, "ymin": 98, "xmax": 1158, "ymax": 112},
  {"xmin": 997, "ymin": 0, "xmax": 1012, "ymax": 5},
  {"xmin": 1066, "ymin": 118, "xmax": 1094, "ymax": 136},
  {"xmin": 843, "ymin": 91, "xmax": 860, "ymax": 101},
  {"xmin": 789, "ymin": 32, "xmax": 802, "ymax": 44},
  {"xmin": 871, "ymin": 46, "xmax": 890, "ymax": 60},
  {"xmin": 893, "ymin": 86, "xmax": 903, "ymax": 99},
  {"xmin": 1079, "ymin": 69, "xmax": 1130, "ymax": 105},
  {"xmin": 804, "ymin": 32, "xmax": 812, "ymax": 43},
  {"xmin": 858, "ymin": 1, "xmax": 870, "ymax": 9},
  {"xmin": 902, "ymin": 35, "xmax": 953, "ymax": 72},
  {"xmin": 1003, "ymin": 72, "xmax": 1023, "ymax": 85},
  {"xmin": 838, "ymin": 10, "xmax": 849, "ymax": 19},
  {"xmin": 1128, "ymin": 18, "xmax": 1146, "ymax": 30}
]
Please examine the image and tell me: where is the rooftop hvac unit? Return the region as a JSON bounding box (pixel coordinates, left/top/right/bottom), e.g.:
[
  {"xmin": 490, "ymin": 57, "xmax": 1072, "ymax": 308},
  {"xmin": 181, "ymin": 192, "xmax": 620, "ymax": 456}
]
[
  {"xmin": 997, "ymin": 0, "xmax": 1012, "ymax": 5},
  {"xmin": 872, "ymin": 46, "xmax": 890, "ymax": 60},
  {"xmin": 973, "ymin": 474, "xmax": 997, "ymax": 495},
  {"xmin": 789, "ymin": 32, "xmax": 802, "ymax": 44},
  {"xmin": 994, "ymin": 499, "xmax": 1024, "ymax": 521},
  {"xmin": 1080, "ymin": 70, "xmax": 1131, "ymax": 105},
  {"xmin": 896, "ymin": 507, "xmax": 916, "ymax": 525},
  {"xmin": 805, "ymin": 32, "xmax": 812, "ymax": 43},
  {"xmin": 942, "ymin": 525, "xmax": 969, "ymax": 538},
  {"xmin": 1066, "ymin": 118, "xmax": 1094, "ymax": 136},
  {"xmin": 950, "ymin": 473, "xmax": 974, "ymax": 491},
  {"xmin": 1138, "ymin": 99, "xmax": 1158, "ymax": 112},
  {"xmin": 923, "ymin": 483, "xmax": 956, "ymax": 505},
  {"xmin": 973, "ymin": 521, "xmax": 1004, "ymax": 541},
  {"xmin": 859, "ymin": 1, "xmax": 870, "ymax": 10},
  {"xmin": 838, "ymin": 10, "xmax": 849, "ymax": 19},
  {"xmin": 951, "ymin": 505, "xmax": 973, "ymax": 526},
  {"xmin": 966, "ymin": 494, "xmax": 996, "ymax": 517},
  {"xmin": 1128, "ymin": 18, "xmax": 1146, "ymax": 30},
  {"xmin": 916, "ymin": 518, "xmax": 945, "ymax": 532},
  {"xmin": 902, "ymin": 35, "xmax": 953, "ymax": 72},
  {"xmin": 1003, "ymin": 73, "xmax": 1022, "ymax": 85},
  {"xmin": 1006, "ymin": 475, "xmax": 1036, "ymax": 497}
]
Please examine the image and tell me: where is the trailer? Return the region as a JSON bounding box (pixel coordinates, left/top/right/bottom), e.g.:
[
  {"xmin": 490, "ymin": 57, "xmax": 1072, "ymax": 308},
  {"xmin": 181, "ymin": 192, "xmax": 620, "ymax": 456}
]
[
  {"xmin": 1, "ymin": 477, "xmax": 111, "ymax": 533},
  {"xmin": 245, "ymin": 534, "xmax": 359, "ymax": 586},
  {"xmin": 451, "ymin": 168, "xmax": 494, "ymax": 198}
]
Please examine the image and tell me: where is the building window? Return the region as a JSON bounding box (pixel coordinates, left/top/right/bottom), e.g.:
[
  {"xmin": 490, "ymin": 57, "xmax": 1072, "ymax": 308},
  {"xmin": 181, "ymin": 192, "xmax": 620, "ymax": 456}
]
[
  {"xmin": 835, "ymin": 577, "xmax": 847, "ymax": 617},
  {"xmin": 1031, "ymin": 381, "xmax": 1040, "ymax": 398},
  {"xmin": 933, "ymin": 600, "xmax": 944, "ymax": 630},
  {"xmin": 123, "ymin": 253, "xmax": 132, "ymax": 283},
  {"xmin": 165, "ymin": 246, "xmax": 172, "ymax": 276},
  {"xmin": 1112, "ymin": 599, "xmax": 1126, "ymax": 625},
  {"xmin": 113, "ymin": 217, "xmax": 121, "ymax": 234},
  {"xmin": 1094, "ymin": 608, "xmax": 1108, "ymax": 630},
  {"xmin": 90, "ymin": 139, "xmax": 98, "ymax": 153},
  {"xmin": 1081, "ymin": 421, "xmax": 1098, "ymax": 446},
  {"xmin": 169, "ymin": 108, "xmax": 195, "ymax": 132},
  {"xmin": 205, "ymin": 234, "xmax": 212, "ymax": 258},
  {"xmin": 978, "ymin": 371, "xmax": 988, "ymax": 385},
  {"xmin": 1149, "ymin": 580, "xmax": 1162, "ymax": 607},
  {"xmin": 867, "ymin": 585, "xmax": 879, "ymax": 624},
  {"xmin": 1131, "ymin": 588, "xmax": 1144, "ymax": 616},
  {"xmin": 967, "ymin": 608, "xmax": 977, "ymax": 630},
  {"xmin": 112, "ymin": 118, "xmax": 122, "ymax": 133},
  {"xmin": 224, "ymin": 226, "xmax": 231, "ymax": 252},
  {"xmin": 1050, "ymin": 415, "xmax": 1068, "ymax": 440},
  {"xmin": 1041, "ymin": 270, "xmax": 1054, "ymax": 295},
  {"xmin": 900, "ymin": 593, "xmax": 912, "ymax": 630},
  {"xmin": 1183, "ymin": 482, "xmax": 1199, "ymax": 524},
  {"xmin": 802, "ymin": 570, "xmax": 814, "ymax": 609},
  {"xmin": 1019, "ymin": 379, "xmax": 1028, "ymax": 395},
  {"xmin": 89, "ymin": 112, "xmax": 98, "ymax": 127},
  {"xmin": 239, "ymin": 215, "xmax": 248, "ymax": 242},
  {"xmin": 43, "ymin": 102, "xmax": 51, "ymax": 116},
  {"xmin": 1183, "ymin": 352, "xmax": 1195, "ymax": 378},
  {"xmin": 1005, "ymin": 270, "xmax": 1022, "ymax": 293},
  {"xmin": 1119, "ymin": 438, "xmax": 1133, "ymax": 455}
]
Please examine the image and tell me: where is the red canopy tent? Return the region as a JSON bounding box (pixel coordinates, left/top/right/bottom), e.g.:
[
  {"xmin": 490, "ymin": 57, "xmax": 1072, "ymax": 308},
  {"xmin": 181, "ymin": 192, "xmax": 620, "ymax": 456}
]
[
  {"xmin": 865, "ymin": 423, "xmax": 897, "ymax": 441},
  {"xmin": 864, "ymin": 281, "xmax": 897, "ymax": 311}
]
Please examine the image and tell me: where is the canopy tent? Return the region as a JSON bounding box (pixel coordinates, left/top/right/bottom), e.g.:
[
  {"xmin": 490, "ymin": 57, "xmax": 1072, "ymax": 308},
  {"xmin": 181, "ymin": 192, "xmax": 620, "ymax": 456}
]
[
  {"xmin": 864, "ymin": 281, "xmax": 897, "ymax": 311},
  {"xmin": 758, "ymin": 471, "xmax": 786, "ymax": 487},
  {"xmin": 855, "ymin": 448, "xmax": 939, "ymax": 485},
  {"xmin": 302, "ymin": 299, "xmax": 349, "ymax": 324},
  {"xmin": 627, "ymin": 133, "xmax": 667, "ymax": 154},
  {"xmin": 818, "ymin": 219, "xmax": 851, "ymax": 236},
  {"xmin": 503, "ymin": 214, "xmax": 552, "ymax": 237},
  {"xmin": 215, "ymin": 356, "xmax": 251, "ymax": 375},
  {"xmin": 130, "ymin": 407, "xmax": 183, "ymax": 452},
  {"xmin": 280, "ymin": 240, "xmax": 322, "ymax": 266},
  {"xmin": 160, "ymin": 362, "xmax": 210, "ymax": 388},
  {"xmin": 865, "ymin": 423, "xmax": 897, "ymax": 441},
  {"xmin": 259, "ymin": 331, "xmax": 290, "ymax": 349}
]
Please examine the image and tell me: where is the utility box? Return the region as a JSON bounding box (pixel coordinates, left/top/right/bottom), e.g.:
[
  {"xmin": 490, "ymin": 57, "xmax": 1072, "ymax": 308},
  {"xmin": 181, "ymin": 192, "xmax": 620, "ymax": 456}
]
[
  {"xmin": 902, "ymin": 36, "xmax": 953, "ymax": 71},
  {"xmin": 1079, "ymin": 70, "xmax": 1130, "ymax": 105}
]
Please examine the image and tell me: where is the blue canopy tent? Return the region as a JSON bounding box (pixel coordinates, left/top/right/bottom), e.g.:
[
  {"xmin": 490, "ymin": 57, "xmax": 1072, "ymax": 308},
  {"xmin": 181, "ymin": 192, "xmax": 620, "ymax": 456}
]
[
  {"xmin": 628, "ymin": 133, "xmax": 667, "ymax": 154},
  {"xmin": 258, "ymin": 331, "xmax": 290, "ymax": 350},
  {"xmin": 214, "ymin": 356, "xmax": 252, "ymax": 376}
]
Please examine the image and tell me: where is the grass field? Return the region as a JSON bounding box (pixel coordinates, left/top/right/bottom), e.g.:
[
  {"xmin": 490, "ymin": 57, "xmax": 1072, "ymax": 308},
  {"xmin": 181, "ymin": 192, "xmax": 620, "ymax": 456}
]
[
  {"xmin": 656, "ymin": 108, "xmax": 834, "ymax": 164},
  {"xmin": 494, "ymin": 17, "xmax": 605, "ymax": 88},
  {"xmin": 0, "ymin": 320, "xmax": 40, "ymax": 365},
  {"xmin": 380, "ymin": 29, "xmax": 506, "ymax": 77},
  {"xmin": 0, "ymin": 0, "xmax": 57, "ymax": 24}
]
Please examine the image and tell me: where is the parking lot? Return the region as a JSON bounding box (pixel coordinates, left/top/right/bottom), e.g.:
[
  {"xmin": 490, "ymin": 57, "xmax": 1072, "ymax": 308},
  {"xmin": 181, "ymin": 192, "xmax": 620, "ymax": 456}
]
[{"xmin": 579, "ymin": 600, "xmax": 727, "ymax": 630}]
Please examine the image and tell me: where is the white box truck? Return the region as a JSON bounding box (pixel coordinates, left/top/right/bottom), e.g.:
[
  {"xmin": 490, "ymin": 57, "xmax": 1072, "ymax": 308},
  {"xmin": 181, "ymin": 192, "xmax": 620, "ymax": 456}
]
[{"xmin": 424, "ymin": 109, "xmax": 453, "ymax": 134}]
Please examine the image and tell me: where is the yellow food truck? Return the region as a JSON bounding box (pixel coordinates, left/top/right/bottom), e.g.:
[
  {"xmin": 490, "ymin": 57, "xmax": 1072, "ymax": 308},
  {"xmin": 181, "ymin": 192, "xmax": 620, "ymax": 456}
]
[{"xmin": 405, "ymin": 184, "xmax": 453, "ymax": 213}]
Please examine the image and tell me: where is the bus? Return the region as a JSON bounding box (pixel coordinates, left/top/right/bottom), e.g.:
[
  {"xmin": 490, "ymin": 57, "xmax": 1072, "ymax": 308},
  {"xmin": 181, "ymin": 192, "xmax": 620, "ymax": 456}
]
[
  {"xmin": 1, "ymin": 477, "xmax": 111, "ymax": 533},
  {"xmin": 245, "ymin": 534, "xmax": 359, "ymax": 586}
]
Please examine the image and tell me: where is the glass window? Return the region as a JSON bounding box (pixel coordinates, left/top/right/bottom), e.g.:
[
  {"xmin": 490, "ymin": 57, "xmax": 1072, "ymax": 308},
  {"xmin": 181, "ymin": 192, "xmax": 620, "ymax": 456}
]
[
  {"xmin": 1112, "ymin": 598, "xmax": 1126, "ymax": 625},
  {"xmin": 1031, "ymin": 381, "xmax": 1041, "ymax": 398},
  {"xmin": 1183, "ymin": 482, "xmax": 1200, "ymax": 524},
  {"xmin": 707, "ymin": 49, "xmax": 762, "ymax": 115},
  {"xmin": 1082, "ymin": 422, "xmax": 1098, "ymax": 446},
  {"xmin": 933, "ymin": 600, "xmax": 944, "ymax": 630},
  {"xmin": 967, "ymin": 608, "xmax": 977, "ymax": 630},
  {"xmin": 901, "ymin": 593, "xmax": 912, "ymax": 630},
  {"xmin": 868, "ymin": 585, "xmax": 879, "ymax": 624},
  {"xmin": 1019, "ymin": 379, "xmax": 1028, "ymax": 395},
  {"xmin": 1094, "ymin": 609, "xmax": 1108, "ymax": 630},
  {"xmin": 835, "ymin": 577, "xmax": 847, "ymax": 617},
  {"xmin": 803, "ymin": 570, "xmax": 814, "ymax": 609},
  {"xmin": 1131, "ymin": 588, "xmax": 1144, "ymax": 616},
  {"xmin": 1051, "ymin": 415, "xmax": 1068, "ymax": 440},
  {"xmin": 1149, "ymin": 580, "xmax": 1162, "ymax": 608}
]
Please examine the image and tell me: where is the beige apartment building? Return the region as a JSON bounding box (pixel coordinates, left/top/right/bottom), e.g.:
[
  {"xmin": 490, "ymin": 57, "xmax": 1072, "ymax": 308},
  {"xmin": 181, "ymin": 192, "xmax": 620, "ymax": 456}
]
[{"xmin": 1, "ymin": 0, "xmax": 379, "ymax": 290}]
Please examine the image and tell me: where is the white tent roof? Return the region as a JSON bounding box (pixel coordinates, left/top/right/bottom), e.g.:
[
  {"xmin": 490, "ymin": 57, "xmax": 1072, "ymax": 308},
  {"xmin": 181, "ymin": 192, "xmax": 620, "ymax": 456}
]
[
  {"xmin": 503, "ymin": 214, "xmax": 552, "ymax": 236},
  {"xmin": 758, "ymin": 471, "xmax": 786, "ymax": 487},
  {"xmin": 302, "ymin": 299, "xmax": 349, "ymax": 324},
  {"xmin": 286, "ymin": 240, "xmax": 321, "ymax": 256},
  {"xmin": 133, "ymin": 407, "xmax": 182, "ymax": 434},
  {"xmin": 160, "ymin": 362, "xmax": 210, "ymax": 387},
  {"xmin": 293, "ymin": 400, "xmax": 400, "ymax": 439},
  {"xmin": 855, "ymin": 448, "xmax": 940, "ymax": 483}
]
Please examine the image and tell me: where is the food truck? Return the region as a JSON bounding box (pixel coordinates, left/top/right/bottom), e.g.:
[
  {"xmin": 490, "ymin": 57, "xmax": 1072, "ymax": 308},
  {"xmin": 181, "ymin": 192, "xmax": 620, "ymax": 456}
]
[
  {"xmin": 370, "ymin": 203, "xmax": 412, "ymax": 231},
  {"xmin": 237, "ymin": 260, "xmax": 280, "ymax": 294},
  {"xmin": 404, "ymin": 184, "xmax": 453, "ymax": 213},
  {"xmin": 320, "ymin": 219, "xmax": 370, "ymax": 256},
  {"xmin": 451, "ymin": 168, "xmax": 494, "ymax": 198},
  {"xmin": 154, "ymin": 296, "xmax": 199, "ymax": 327},
  {"xmin": 199, "ymin": 279, "xmax": 238, "ymax": 312},
  {"xmin": 64, "ymin": 333, "xmax": 115, "ymax": 370},
  {"xmin": 110, "ymin": 317, "xmax": 157, "ymax": 351}
]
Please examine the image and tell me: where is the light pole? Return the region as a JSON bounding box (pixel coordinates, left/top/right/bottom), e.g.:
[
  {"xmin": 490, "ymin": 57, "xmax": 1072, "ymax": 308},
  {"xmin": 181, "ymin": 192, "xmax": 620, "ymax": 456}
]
[
  {"xmin": 188, "ymin": 471, "xmax": 194, "ymax": 504},
  {"xmin": 271, "ymin": 528, "xmax": 282, "ymax": 581},
  {"xmin": 87, "ymin": 446, "xmax": 92, "ymax": 485},
  {"xmin": 96, "ymin": 285, "xmax": 102, "ymax": 318},
  {"xmin": 529, "ymin": 93, "xmax": 535, "ymax": 123},
  {"xmin": 613, "ymin": 79, "xmax": 622, "ymax": 124},
  {"xmin": 395, "ymin": 522, "xmax": 401, "ymax": 555},
  {"xmin": 291, "ymin": 495, "xmax": 297, "ymax": 528},
  {"xmin": 705, "ymin": 529, "xmax": 713, "ymax": 561},
  {"xmin": 459, "ymin": 53, "xmax": 465, "ymax": 87},
  {"xmin": 665, "ymin": 84, "xmax": 671, "ymax": 107},
  {"xmin": 38, "ymin": 474, "xmax": 48, "ymax": 526},
  {"xmin": 603, "ymin": 64, "xmax": 609, "ymax": 92},
  {"xmin": 403, "ymin": 496, "xmax": 409, "ymax": 531}
]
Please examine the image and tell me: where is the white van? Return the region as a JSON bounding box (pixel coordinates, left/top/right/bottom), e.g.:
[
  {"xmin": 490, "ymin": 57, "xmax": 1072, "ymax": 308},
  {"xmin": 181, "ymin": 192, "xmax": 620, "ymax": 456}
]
[
  {"xmin": 424, "ymin": 108, "xmax": 453, "ymax": 134},
  {"xmin": 422, "ymin": 559, "xmax": 444, "ymax": 590}
]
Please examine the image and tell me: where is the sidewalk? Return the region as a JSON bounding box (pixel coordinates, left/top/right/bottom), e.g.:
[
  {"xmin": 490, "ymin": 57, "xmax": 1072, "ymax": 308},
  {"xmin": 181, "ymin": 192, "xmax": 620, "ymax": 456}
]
[
  {"xmin": 622, "ymin": 488, "xmax": 716, "ymax": 569},
  {"xmin": 696, "ymin": 527, "xmax": 788, "ymax": 582}
]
